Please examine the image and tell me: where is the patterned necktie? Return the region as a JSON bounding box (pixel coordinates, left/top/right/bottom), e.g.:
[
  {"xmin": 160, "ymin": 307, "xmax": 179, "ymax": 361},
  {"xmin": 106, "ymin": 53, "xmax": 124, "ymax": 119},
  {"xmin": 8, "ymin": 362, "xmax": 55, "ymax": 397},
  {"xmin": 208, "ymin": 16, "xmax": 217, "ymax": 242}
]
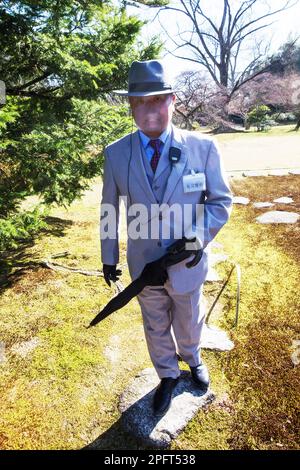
[{"xmin": 149, "ymin": 139, "xmax": 161, "ymax": 173}]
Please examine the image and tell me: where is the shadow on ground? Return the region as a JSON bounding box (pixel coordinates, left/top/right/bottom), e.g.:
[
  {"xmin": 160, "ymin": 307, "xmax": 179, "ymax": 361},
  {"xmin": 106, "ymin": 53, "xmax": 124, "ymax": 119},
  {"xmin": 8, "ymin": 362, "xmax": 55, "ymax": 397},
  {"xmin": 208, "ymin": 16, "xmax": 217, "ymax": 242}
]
[
  {"xmin": 83, "ymin": 371, "xmax": 211, "ymax": 451},
  {"xmin": 82, "ymin": 389, "xmax": 165, "ymax": 451},
  {"xmin": 82, "ymin": 417, "xmax": 155, "ymax": 451},
  {"xmin": 0, "ymin": 216, "xmax": 73, "ymax": 293}
]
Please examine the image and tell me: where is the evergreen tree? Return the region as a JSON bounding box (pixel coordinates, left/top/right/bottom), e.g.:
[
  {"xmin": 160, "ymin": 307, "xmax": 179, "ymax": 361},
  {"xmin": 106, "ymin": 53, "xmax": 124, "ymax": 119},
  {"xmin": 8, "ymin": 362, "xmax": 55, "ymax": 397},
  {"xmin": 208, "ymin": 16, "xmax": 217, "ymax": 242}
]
[{"xmin": 0, "ymin": 0, "xmax": 161, "ymax": 249}]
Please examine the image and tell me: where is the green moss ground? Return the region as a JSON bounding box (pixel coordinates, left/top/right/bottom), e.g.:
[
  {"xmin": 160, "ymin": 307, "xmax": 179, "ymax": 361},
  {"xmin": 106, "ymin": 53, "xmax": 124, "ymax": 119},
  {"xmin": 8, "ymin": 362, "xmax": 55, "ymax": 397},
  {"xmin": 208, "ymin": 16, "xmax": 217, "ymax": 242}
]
[{"xmin": 0, "ymin": 173, "xmax": 299, "ymax": 450}]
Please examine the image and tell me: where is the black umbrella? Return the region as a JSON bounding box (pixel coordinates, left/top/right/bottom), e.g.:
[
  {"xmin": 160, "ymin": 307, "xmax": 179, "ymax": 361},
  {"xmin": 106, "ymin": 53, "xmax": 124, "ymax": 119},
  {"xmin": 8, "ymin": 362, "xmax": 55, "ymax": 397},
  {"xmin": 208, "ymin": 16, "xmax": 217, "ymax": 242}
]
[{"xmin": 88, "ymin": 237, "xmax": 202, "ymax": 328}]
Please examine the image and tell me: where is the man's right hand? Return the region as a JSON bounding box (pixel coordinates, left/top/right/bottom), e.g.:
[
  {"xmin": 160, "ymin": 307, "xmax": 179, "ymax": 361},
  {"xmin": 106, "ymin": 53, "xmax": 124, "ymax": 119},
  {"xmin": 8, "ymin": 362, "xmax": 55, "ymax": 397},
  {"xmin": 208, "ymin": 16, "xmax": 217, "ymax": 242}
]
[{"xmin": 103, "ymin": 264, "xmax": 122, "ymax": 287}]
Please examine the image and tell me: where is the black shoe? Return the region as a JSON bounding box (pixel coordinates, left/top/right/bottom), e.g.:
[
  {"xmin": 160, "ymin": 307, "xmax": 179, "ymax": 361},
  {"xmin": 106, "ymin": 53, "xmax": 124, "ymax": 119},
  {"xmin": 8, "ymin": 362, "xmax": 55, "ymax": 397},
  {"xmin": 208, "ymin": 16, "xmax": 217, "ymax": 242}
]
[
  {"xmin": 153, "ymin": 377, "xmax": 179, "ymax": 417},
  {"xmin": 190, "ymin": 363, "xmax": 210, "ymax": 392}
]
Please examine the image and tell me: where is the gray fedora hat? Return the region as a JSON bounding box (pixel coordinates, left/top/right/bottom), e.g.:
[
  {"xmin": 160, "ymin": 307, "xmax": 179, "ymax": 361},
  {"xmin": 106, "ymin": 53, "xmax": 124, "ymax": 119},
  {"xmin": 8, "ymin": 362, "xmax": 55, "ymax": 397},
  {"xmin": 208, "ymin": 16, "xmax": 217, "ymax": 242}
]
[{"xmin": 113, "ymin": 59, "xmax": 175, "ymax": 96}]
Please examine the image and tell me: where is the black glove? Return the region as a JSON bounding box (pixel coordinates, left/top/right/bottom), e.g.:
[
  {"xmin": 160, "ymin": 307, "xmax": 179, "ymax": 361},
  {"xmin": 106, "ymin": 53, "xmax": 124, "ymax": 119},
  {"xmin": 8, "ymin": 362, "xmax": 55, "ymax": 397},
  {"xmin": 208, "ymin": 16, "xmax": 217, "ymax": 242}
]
[{"xmin": 103, "ymin": 264, "xmax": 122, "ymax": 287}]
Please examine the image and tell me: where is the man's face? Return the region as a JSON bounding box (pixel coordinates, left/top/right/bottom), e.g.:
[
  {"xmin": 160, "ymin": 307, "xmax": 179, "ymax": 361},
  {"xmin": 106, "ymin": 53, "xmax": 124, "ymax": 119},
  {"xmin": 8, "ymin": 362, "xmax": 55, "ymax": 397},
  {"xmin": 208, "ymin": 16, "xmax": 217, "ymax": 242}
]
[{"xmin": 129, "ymin": 93, "xmax": 176, "ymax": 138}]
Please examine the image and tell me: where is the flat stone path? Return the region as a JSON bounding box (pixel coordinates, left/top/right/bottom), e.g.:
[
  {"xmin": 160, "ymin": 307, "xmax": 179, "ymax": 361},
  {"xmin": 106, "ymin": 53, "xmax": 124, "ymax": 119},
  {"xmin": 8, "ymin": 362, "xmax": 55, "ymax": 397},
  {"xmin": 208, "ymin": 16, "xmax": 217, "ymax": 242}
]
[
  {"xmin": 119, "ymin": 368, "xmax": 215, "ymax": 448},
  {"xmin": 256, "ymin": 211, "xmax": 300, "ymax": 224},
  {"xmin": 201, "ymin": 324, "xmax": 234, "ymax": 351}
]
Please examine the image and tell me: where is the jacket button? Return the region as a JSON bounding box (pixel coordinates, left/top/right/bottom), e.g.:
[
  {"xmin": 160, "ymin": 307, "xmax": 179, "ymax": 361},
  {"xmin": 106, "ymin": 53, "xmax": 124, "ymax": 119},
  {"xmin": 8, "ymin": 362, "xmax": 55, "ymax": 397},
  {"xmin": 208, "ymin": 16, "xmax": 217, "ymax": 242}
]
[
  {"xmin": 153, "ymin": 185, "xmax": 159, "ymax": 190},
  {"xmin": 157, "ymin": 241, "xmax": 162, "ymax": 247}
]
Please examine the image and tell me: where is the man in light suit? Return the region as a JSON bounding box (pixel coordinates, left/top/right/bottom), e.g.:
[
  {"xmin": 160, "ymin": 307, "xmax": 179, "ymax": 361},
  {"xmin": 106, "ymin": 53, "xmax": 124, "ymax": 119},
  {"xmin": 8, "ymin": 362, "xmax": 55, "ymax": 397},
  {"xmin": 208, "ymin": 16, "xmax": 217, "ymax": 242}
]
[{"xmin": 100, "ymin": 60, "xmax": 232, "ymax": 416}]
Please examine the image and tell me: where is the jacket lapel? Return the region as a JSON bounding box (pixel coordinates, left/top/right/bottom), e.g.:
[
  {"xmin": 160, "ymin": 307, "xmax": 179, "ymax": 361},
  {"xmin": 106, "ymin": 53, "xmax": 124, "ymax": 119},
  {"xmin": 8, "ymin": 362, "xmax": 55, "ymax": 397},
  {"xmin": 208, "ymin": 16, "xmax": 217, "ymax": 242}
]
[{"xmin": 161, "ymin": 126, "xmax": 188, "ymax": 205}]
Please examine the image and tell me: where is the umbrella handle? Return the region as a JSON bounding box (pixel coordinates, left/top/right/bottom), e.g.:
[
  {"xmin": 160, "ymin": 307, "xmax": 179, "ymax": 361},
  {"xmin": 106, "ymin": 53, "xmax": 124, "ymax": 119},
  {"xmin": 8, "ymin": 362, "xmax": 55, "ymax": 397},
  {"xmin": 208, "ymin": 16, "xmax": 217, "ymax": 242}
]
[{"xmin": 185, "ymin": 249, "xmax": 203, "ymax": 268}]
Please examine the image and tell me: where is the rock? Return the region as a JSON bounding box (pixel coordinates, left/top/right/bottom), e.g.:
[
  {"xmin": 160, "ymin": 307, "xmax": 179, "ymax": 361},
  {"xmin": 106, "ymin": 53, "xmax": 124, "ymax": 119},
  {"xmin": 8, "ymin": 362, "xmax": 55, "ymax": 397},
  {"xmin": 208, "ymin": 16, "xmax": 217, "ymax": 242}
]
[
  {"xmin": 268, "ymin": 169, "xmax": 289, "ymax": 176},
  {"xmin": 11, "ymin": 337, "xmax": 41, "ymax": 358},
  {"xmin": 256, "ymin": 211, "xmax": 300, "ymax": 224},
  {"xmin": 290, "ymin": 340, "xmax": 300, "ymax": 366},
  {"xmin": 233, "ymin": 196, "xmax": 250, "ymax": 205},
  {"xmin": 119, "ymin": 368, "xmax": 215, "ymax": 448},
  {"xmin": 273, "ymin": 197, "xmax": 294, "ymax": 204},
  {"xmin": 200, "ymin": 324, "xmax": 234, "ymax": 351},
  {"xmin": 253, "ymin": 202, "xmax": 275, "ymax": 209},
  {"xmin": 289, "ymin": 169, "xmax": 300, "ymax": 175}
]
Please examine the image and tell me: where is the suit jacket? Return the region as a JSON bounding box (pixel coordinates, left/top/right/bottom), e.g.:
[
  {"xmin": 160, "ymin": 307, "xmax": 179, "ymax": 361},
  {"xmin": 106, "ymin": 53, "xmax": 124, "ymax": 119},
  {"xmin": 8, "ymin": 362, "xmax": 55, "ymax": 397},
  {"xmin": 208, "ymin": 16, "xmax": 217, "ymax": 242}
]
[{"xmin": 100, "ymin": 125, "xmax": 233, "ymax": 294}]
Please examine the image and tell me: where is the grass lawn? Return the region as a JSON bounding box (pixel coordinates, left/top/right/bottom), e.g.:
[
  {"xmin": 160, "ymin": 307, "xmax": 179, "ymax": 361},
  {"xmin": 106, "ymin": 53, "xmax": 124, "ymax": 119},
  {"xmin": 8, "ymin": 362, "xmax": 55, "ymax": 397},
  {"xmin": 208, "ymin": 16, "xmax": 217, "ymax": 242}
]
[
  {"xmin": 175, "ymin": 175, "xmax": 299, "ymax": 450},
  {"xmin": 201, "ymin": 124, "xmax": 299, "ymax": 142},
  {"xmin": 0, "ymin": 165, "xmax": 299, "ymax": 449}
]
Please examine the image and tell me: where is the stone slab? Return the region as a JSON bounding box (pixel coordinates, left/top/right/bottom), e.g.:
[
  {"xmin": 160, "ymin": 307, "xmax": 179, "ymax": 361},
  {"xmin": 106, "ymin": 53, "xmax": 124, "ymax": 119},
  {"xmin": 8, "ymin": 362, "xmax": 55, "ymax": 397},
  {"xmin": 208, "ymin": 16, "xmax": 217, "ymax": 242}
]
[
  {"xmin": 232, "ymin": 196, "xmax": 250, "ymax": 205},
  {"xmin": 273, "ymin": 197, "xmax": 294, "ymax": 204},
  {"xmin": 290, "ymin": 340, "xmax": 300, "ymax": 366},
  {"xmin": 201, "ymin": 324, "xmax": 234, "ymax": 351},
  {"xmin": 253, "ymin": 202, "xmax": 275, "ymax": 208},
  {"xmin": 256, "ymin": 211, "xmax": 300, "ymax": 224},
  {"xmin": 119, "ymin": 368, "xmax": 215, "ymax": 448}
]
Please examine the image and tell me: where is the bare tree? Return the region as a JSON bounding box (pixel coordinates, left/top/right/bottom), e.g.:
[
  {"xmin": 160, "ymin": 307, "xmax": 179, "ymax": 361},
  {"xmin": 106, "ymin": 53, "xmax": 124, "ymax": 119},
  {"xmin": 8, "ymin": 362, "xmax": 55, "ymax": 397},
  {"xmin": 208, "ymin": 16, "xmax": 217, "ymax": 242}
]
[
  {"xmin": 174, "ymin": 67, "xmax": 300, "ymax": 131},
  {"xmin": 229, "ymin": 71, "xmax": 299, "ymax": 126},
  {"xmin": 173, "ymin": 71, "xmax": 214, "ymax": 128},
  {"xmin": 126, "ymin": 1, "xmax": 300, "ymax": 131},
  {"xmin": 174, "ymin": 71, "xmax": 241, "ymax": 131},
  {"xmin": 155, "ymin": 0, "xmax": 299, "ymax": 95}
]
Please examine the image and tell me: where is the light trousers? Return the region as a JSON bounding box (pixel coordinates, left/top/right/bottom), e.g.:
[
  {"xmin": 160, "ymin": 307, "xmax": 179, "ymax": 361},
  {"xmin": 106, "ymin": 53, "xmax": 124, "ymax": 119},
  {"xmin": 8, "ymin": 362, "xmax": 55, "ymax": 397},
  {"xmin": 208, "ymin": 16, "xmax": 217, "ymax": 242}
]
[{"xmin": 137, "ymin": 279, "xmax": 205, "ymax": 379}]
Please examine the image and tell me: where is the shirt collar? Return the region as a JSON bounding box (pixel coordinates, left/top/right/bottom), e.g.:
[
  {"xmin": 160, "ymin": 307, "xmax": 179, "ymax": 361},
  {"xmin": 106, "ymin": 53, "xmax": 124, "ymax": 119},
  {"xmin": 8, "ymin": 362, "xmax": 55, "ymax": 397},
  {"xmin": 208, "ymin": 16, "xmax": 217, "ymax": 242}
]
[{"xmin": 139, "ymin": 124, "xmax": 171, "ymax": 149}]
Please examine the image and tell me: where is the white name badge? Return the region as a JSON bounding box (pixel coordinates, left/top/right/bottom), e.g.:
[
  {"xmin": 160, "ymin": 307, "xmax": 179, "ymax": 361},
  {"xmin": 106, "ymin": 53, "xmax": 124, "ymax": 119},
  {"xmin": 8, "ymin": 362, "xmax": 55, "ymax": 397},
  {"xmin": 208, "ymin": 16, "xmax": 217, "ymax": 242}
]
[{"xmin": 183, "ymin": 170, "xmax": 206, "ymax": 193}]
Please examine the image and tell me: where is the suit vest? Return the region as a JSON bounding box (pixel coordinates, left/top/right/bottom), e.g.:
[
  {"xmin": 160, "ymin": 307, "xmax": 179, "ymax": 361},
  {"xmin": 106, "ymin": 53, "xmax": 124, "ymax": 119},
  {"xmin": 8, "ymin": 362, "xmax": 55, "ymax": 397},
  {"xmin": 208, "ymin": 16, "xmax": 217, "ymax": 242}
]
[{"xmin": 140, "ymin": 132, "xmax": 172, "ymax": 204}]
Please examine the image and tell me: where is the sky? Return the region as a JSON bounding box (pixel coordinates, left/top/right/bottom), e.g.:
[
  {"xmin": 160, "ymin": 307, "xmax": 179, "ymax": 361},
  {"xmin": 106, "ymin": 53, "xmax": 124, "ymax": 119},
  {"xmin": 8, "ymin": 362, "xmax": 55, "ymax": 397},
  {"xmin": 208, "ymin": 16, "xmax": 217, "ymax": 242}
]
[{"xmin": 126, "ymin": 0, "xmax": 300, "ymax": 82}]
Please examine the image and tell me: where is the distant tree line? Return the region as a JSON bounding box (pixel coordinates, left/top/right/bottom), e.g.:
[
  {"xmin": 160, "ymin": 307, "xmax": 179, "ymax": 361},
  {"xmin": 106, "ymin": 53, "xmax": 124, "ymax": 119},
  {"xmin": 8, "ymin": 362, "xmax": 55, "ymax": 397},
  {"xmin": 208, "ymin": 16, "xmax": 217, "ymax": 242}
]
[
  {"xmin": 127, "ymin": 0, "xmax": 300, "ymax": 131},
  {"xmin": 173, "ymin": 40, "xmax": 300, "ymax": 132}
]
